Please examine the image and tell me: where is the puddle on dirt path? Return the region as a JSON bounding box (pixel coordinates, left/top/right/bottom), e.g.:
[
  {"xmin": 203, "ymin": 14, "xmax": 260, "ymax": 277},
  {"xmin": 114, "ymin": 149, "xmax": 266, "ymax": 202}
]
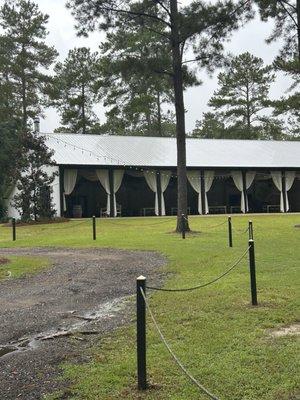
[
  {"xmin": 0, "ymin": 296, "xmax": 129, "ymax": 359},
  {"xmin": 0, "ymin": 346, "xmax": 17, "ymax": 357}
]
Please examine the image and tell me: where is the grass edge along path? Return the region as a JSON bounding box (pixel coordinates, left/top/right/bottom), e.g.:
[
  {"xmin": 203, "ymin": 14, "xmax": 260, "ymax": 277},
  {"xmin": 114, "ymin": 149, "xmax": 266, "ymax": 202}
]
[
  {"xmin": 0, "ymin": 214, "xmax": 299, "ymax": 400},
  {"xmin": 0, "ymin": 255, "xmax": 50, "ymax": 280}
]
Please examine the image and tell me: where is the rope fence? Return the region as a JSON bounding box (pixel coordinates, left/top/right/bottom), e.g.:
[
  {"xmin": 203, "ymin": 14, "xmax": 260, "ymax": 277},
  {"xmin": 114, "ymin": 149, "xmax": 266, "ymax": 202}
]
[
  {"xmin": 136, "ymin": 238, "xmax": 258, "ymax": 396},
  {"xmin": 140, "ymin": 287, "xmax": 221, "ymax": 400},
  {"xmin": 146, "ymin": 245, "xmax": 250, "ymax": 292},
  {"xmin": 3, "ymin": 216, "xmax": 253, "ymax": 248}
]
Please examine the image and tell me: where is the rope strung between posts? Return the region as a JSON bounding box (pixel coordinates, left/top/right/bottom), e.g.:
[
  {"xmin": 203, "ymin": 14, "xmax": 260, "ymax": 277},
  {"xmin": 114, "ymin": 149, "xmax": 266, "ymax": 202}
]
[
  {"xmin": 140, "ymin": 288, "xmax": 221, "ymax": 400},
  {"xmin": 181, "ymin": 216, "xmax": 227, "ymax": 230},
  {"xmin": 147, "ymin": 246, "xmax": 250, "ymax": 292},
  {"xmin": 103, "ymin": 217, "xmax": 175, "ymax": 227},
  {"xmin": 38, "ymin": 220, "xmax": 89, "ymax": 231},
  {"xmin": 232, "ymin": 226, "xmax": 249, "ymax": 234},
  {"xmin": 200, "ymin": 220, "xmax": 227, "ymax": 230}
]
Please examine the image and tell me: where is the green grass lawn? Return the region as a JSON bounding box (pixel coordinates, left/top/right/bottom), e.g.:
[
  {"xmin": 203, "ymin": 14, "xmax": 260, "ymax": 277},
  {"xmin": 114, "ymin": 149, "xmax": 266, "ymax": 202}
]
[
  {"xmin": 0, "ymin": 214, "xmax": 299, "ymax": 400},
  {"xmin": 0, "ymin": 255, "xmax": 50, "ymax": 280}
]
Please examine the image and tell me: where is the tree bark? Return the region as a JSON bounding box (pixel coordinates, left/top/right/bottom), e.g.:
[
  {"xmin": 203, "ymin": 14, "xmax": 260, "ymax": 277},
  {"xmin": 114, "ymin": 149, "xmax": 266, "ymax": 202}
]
[
  {"xmin": 245, "ymin": 82, "xmax": 251, "ymax": 136},
  {"xmin": 297, "ymin": 0, "xmax": 300, "ymax": 61},
  {"xmin": 21, "ymin": 44, "xmax": 27, "ymax": 131},
  {"xmin": 170, "ymin": 0, "xmax": 189, "ymax": 232},
  {"xmin": 156, "ymin": 90, "xmax": 162, "ymax": 136},
  {"xmin": 82, "ymin": 84, "xmax": 86, "ymax": 134}
]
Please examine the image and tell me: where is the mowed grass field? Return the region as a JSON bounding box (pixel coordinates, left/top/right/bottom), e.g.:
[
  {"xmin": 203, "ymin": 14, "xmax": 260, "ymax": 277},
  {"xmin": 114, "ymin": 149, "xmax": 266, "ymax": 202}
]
[{"xmin": 0, "ymin": 214, "xmax": 299, "ymax": 400}]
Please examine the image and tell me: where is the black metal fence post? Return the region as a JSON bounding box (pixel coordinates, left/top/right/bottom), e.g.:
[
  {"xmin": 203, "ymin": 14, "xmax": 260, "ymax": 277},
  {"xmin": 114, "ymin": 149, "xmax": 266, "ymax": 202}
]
[
  {"xmin": 137, "ymin": 275, "xmax": 147, "ymax": 390},
  {"xmin": 248, "ymin": 239, "xmax": 258, "ymax": 306},
  {"xmin": 92, "ymin": 216, "xmax": 96, "ymax": 241},
  {"xmin": 249, "ymin": 220, "xmax": 253, "ymax": 240},
  {"xmin": 182, "ymin": 214, "xmax": 186, "ymax": 239},
  {"xmin": 228, "ymin": 216, "xmax": 233, "ymax": 247},
  {"xmin": 12, "ymin": 218, "xmax": 16, "ymax": 241}
]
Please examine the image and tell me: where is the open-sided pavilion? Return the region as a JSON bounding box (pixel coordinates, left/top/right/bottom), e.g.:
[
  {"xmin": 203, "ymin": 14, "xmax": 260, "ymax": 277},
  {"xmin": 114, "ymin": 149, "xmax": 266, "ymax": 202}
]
[{"xmin": 7, "ymin": 133, "xmax": 300, "ymax": 218}]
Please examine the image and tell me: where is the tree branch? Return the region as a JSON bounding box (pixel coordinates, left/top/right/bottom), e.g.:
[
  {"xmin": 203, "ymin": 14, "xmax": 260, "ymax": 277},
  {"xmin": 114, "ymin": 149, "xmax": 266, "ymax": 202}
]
[
  {"xmin": 155, "ymin": 0, "xmax": 171, "ymax": 17},
  {"xmin": 278, "ymin": 0, "xmax": 298, "ymax": 27},
  {"xmin": 279, "ymin": 0, "xmax": 297, "ymax": 12},
  {"xmin": 100, "ymin": 4, "xmax": 172, "ymax": 27}
]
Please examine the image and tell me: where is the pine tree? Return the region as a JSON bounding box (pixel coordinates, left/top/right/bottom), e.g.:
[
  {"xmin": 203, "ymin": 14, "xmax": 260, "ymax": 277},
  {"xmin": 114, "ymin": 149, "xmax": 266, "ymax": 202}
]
[
  {"xmin": 255, "ymin": 0, "xmax": 299, "ymax": 136},
  {"xmin": 67, "ymin": 0, "xmax": 252, "ymax": 231},
  {"xmin": 98, "ymin": 13, "xmax": 185, "ymax": 137},
  {"xmin": 0, "ymin": 0, "xmax": 57, "ymax": 129},
  {"xmin": 13, "ymin": 134, "xmax": 57, "ymax": 221},
  {"xmin": 192, "ymin": 112, "xmax": 227, "ymax": 138},
  {"xmin": 0, "ymin": 121, "xmax": 23, "ymax": 219},
  {"xmin": 208, "ymin": 52, "xmax": 279, "ymax": 139},
  {"xmin": 48, "ymin": 47, "xmax": 101, "ymax": 134}
]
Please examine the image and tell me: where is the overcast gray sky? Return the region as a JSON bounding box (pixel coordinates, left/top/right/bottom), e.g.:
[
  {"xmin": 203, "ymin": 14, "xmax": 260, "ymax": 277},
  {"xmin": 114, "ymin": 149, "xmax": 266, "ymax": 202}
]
[{"xmin": 37, "ymin": 0, "xmax": 287, "ymax": 133}]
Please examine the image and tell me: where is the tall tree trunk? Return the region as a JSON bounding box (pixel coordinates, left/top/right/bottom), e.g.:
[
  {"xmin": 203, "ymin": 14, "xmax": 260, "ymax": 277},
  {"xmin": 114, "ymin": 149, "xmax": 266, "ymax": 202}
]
[
  {"xmin": 170, "ymin": 0, "xmax": 189, "ymax": 232},
  {"xmin": 21, "ymin": 44, "xmax": 27, "ymax": 131},
  {"xmin": 245, "ymin": 82, "xmax": 251, "ymax": 136},
  {"xmin": 82, "ymin": 84, "xmax": 86, "ymax": 134},
  {"xmin": 297, "ymin": 0, "xmax": 300, "ymax": 61},
  {"xmin": 156, "ymin": 90, "xmax": 162, "ymax": 136}
]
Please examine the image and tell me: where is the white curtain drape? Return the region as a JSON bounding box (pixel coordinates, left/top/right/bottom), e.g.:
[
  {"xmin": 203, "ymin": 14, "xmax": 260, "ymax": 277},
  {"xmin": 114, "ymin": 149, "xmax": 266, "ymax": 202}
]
[
  {"xmin": 187, "ymin": 170, "xmax": 214, "ymax": 214},
  {"xmin": 271, "ymin": 171, "xmax": 296, "ymax": 212},
  {"xmin": 144, "ymin": 170, "xmax": 158, "ymax": 215},
  {"xmin": 113, "ymin": 170, "xmax": 124, "ymax": 216},
  {"xmin": 96, "ymin": 169, "xmax": 111, "ymax": 215},
  {"xmin": 160, "ymin": 170, "xmax": 171, "ymax": 216},
  {"xmin": 63, "ymin": 169, "xmax": 77, "ymax": 211},
  {"xmin": 231, "ymin": 171, "xmax": 256, "ymax": 213},
  {"xmin": 96, "ymin": 169, "xmax": 124, "ymax": 216}
]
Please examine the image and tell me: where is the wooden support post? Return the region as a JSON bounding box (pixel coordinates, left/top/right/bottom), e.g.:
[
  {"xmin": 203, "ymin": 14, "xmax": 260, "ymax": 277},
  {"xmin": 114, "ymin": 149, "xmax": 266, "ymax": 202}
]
[
  {"xmin": 137, "ymin": 275, "xmax": 147, "ymax": 390},
  {"xmin": 282, "ymin": 171, "xmax": 287, "ymax": 213},
  {"xmin": 248, "ymin": 239, "xmax": 258, "ymax": 306},
  {"xmin": 228, "ymin": 216, "xmax": 233, "ymax": 247},
  {"xmin": 242, "ymin": 170, "xmax": 248, "ymax": 213},
  {"xmin": 59, "ymin": 166, "xmax": 65, "ymax": 217},
  {"xmin": 108, "ymin": 169, "xmax": 114, "ymax": 217},
  {"xmin": 12, "ymin": 218, "xmax": 16, "ymax": 241},
  {"xmin": 200, "ymin": 170, "xmax": 206, "ymax": 215},
  {"xmin": 92, "ymin": 216, "xmax": 96, "ymax": 241},
  {"xmin": 156, "ymin": 171, "xmax": 162, "ymax": 216},
  {"xmin": 249, "ymin": 220, "xmax": 253, "ymax": 240}
]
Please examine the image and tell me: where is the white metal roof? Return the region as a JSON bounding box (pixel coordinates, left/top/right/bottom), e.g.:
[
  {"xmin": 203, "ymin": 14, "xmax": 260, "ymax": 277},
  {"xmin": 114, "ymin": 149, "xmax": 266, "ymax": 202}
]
[{"xmin": 42, "ymin": 133, "xmax": 300, "ymax": 169}]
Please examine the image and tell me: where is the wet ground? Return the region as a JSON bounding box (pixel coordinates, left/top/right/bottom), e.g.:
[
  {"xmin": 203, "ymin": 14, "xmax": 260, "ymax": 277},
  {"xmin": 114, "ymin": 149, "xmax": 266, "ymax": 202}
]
[{"xmin": 0, "ymin": 247, "xmax": 165, "ymax": 400}]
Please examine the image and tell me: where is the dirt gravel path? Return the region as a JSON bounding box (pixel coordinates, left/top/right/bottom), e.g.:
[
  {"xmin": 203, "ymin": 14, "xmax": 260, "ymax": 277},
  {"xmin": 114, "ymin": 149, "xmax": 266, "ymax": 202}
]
[{"xmin": 0, "ymin": 247, "xmax": 166, "ymax": 400}]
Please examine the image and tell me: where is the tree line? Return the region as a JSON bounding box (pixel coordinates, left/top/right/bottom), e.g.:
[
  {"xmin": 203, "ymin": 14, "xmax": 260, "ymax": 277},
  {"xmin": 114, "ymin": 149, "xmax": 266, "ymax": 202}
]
[{"xmin": 0, "ymin": 0, "xmax": 299, "ymax": 226}]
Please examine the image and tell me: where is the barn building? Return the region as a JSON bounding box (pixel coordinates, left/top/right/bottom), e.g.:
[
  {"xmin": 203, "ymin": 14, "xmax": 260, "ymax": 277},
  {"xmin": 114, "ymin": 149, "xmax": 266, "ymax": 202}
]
[{"xmin": 7, "ymin": 133, "xmax": 300, "ymax": 219}]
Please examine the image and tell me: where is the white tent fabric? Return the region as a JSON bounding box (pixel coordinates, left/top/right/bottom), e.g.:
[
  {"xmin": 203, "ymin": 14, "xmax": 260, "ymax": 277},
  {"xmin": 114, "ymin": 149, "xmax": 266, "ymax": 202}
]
[
  {"xmin": 113, "ymin": 170, "xmax": 124, "ymax": 216},
  {"xmin": 204, "ymin": 171, "xmax": 215, "ymax": 213},
  {"xmin": 271, "ymin": 171, "xmax": 296, "ymax": 211},
  {"xmin": 96, "ymin": 169, "xmax": 124, "ymax": 216},
  {"xmin": 231, "ymin": 171, "xmax": 255, "ymax": 213},
  {"xmin": 96, "ymin": 169, "xmax": 111, "ymax": 215},
  {"xmin": 285, "ymin": 171, "xmax": 296, "ymax": 211},
  {"xmin": 187, "ymin": 170, "xmax": 214, "ymax": 214},
  {"xmin": 160, "ymin": 170, "xmax": 171, "ymax": 216},
  {"xmin": 144, "ymin": 170, "xmax": 159, "ymax": 215},
  {"xmin": 63, "ymin": 169, "xmax": 77, "ymax": 211}
]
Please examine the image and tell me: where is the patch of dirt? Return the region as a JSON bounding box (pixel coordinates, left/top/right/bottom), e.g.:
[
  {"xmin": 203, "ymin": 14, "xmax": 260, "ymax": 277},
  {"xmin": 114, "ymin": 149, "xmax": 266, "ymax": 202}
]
[
  {"xmin": 269, "ymin": 323, "xmax": 300, "ymax": 338},
  {"xmin": 0, "ymin": 257, "xmax": 9, "ymax": 265},
  {"xmin": 0, "ymin": 247, "xmax": 166, "ymax": 400}
]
